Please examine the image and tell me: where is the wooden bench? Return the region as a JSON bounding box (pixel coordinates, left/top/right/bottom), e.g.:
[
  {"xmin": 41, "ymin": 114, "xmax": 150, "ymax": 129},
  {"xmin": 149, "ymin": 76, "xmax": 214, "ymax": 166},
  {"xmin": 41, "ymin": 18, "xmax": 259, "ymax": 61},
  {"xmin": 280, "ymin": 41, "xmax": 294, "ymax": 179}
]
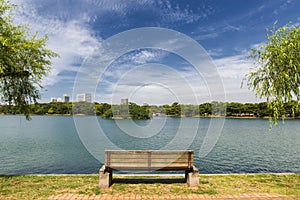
[{"xmin": 99, "ymin": 150, "xmax": 199, "ymax": 188}]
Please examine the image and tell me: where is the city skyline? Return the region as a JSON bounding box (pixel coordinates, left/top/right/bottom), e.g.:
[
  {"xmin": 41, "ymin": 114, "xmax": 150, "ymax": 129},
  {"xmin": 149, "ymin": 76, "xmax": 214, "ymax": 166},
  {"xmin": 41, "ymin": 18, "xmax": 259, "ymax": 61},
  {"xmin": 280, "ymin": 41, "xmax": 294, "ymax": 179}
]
[{"xmin": 11, "ymin": 0, "xmax": 300, "ymax": 105}]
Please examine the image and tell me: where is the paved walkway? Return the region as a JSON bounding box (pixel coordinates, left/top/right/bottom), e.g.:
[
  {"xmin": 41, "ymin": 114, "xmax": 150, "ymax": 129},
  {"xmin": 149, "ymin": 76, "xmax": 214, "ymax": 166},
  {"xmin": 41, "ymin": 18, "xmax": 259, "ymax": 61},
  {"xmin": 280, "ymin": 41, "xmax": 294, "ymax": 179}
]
[{"xmin": 48, "ymin": 193, "xmax": 298, "ymax": 199}]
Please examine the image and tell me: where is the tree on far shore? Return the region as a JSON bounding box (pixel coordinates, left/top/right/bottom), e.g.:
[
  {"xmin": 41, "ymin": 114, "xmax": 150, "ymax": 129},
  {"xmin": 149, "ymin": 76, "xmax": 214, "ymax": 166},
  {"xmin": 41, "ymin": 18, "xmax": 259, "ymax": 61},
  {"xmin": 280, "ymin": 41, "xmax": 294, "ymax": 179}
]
[
  {"xmin": 244, "ymin": 22, "xmax": 300, "ymax": 125},
  {"xmin": 0, "ymin": 0, "xmax": 58, "ymax": 119}
]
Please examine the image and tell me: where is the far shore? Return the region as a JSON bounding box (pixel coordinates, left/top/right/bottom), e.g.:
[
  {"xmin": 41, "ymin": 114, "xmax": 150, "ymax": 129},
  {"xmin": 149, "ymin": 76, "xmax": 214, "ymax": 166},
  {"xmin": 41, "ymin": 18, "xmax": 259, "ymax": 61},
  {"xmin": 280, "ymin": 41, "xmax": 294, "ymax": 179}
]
[{"xmin": 1, "ymin": 113, "xmax": 300, "ymax": 120}]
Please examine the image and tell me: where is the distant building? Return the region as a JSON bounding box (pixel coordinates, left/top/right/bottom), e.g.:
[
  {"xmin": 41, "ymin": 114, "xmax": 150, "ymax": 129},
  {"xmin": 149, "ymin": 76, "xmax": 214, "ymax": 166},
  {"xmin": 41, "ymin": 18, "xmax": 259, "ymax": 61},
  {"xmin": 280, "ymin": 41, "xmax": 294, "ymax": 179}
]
[
  {"xmin": 121, "ymin": 98, "xmax": 128, "ymax": 105},
  {"xmin": 76, "ymin": 93, "xmax": 92, "ymax": 102},
  {"xmin": 57, "ymin": 98, "xmax": 62, "ymax": 102},
  {"xmin": 50, "ymin": 98, "xmax": 57, "ymax": 102},
  {"xmin": 62, "ymin": 94, "xmax": 70, "ymax": 102}
]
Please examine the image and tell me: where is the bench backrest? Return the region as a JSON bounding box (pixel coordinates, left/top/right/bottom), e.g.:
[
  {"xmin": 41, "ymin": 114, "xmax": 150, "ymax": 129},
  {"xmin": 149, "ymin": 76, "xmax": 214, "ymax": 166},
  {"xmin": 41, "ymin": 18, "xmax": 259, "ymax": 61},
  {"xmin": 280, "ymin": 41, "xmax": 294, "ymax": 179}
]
[{"xmin": 105, "ymin": 150, "xmax": 194, "ymax": 171}]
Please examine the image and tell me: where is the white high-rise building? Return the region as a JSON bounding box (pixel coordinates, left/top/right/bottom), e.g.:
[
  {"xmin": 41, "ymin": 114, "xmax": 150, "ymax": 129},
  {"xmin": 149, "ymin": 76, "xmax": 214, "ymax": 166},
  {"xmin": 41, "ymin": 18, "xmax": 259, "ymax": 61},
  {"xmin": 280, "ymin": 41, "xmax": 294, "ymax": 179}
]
[
  {"xmin": 121, "ymin": 98, "xmax": 128, "ymax": 105},
  {"xmin": 76, "ymin": 93, "xmax": 92, "ymax": 102},
  {"xmin": 62, "ymin": 94, "xmax": 70, "ymax": 102},
  {"xmin": 50, "ymin": 98, "xmax": 57, "ymax": 102}
]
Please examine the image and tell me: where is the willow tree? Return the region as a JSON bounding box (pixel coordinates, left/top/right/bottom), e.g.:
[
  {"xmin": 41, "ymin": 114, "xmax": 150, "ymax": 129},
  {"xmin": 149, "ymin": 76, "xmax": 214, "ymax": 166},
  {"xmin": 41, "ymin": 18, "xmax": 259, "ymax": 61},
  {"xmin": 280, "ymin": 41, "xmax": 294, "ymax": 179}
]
[
  {"xmin": 245, "ymin": 22, "xmax": 300, "ymax": 125},
  {"xmin": 0, "ymin": 0, "xmax": 58, "ymax": 119}
]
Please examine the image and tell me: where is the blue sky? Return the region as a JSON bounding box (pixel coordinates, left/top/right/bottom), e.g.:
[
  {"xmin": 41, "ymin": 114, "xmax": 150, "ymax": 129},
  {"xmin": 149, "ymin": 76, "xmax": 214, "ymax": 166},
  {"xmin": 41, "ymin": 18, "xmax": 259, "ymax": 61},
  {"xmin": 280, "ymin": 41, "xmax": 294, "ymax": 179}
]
[{"xmin": 11, "ymin": 0, "xmax": 300, "ymax": 104}]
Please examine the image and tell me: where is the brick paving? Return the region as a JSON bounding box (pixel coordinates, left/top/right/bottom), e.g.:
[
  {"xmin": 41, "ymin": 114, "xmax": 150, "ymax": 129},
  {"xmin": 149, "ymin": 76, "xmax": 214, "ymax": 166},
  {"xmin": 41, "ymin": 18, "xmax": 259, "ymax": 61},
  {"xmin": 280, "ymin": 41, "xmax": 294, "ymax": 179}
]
[{"xmin": 48, "ymin": 193, "xmax": 299, "ymax": 200}]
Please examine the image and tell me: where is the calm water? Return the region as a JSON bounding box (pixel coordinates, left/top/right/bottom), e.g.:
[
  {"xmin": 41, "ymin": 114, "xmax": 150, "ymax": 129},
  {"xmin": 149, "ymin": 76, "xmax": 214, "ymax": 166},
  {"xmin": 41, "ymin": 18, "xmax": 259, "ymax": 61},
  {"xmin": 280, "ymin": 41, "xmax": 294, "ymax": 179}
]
[{"xmin": 0, "ymin": 115, "xmax": 299, "ymax": 174}]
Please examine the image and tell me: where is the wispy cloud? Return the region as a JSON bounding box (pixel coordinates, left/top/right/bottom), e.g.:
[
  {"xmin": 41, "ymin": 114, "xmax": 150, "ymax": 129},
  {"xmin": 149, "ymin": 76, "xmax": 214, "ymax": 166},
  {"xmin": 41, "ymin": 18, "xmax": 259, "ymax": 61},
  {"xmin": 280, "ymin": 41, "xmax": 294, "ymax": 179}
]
[
  {"xmin": 115, "ymin": 49, "xmax": 167, "ymax": 65},
  {"xmin": 273, "ymin": 0, "xmax": 294, "ymax": 15},
  {"xmin": 207, "ymin": 48, "xmax": 225, "ymax": 58},
  {"xmin": 155, "ymin": 1, "xmax": 214, "ymax": 26},
  {"xmin": 193, "ymin": 22, "xmax": 241, "ymax": 41}
]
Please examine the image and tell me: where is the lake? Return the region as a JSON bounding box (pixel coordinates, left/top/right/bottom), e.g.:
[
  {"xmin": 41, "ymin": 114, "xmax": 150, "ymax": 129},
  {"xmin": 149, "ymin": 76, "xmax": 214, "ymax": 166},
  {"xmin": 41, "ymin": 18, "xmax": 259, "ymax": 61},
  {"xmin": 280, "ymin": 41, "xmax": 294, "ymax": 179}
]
[{"xmin": 0, "ymin": 115, "xmax": 299, "ymax": 174}]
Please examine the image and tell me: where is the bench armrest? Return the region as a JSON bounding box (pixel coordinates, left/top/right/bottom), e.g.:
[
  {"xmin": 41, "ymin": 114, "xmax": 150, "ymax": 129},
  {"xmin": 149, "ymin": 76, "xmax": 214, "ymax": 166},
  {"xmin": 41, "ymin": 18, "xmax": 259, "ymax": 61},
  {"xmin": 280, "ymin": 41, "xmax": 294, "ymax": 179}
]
[
  {"xmin": 99, "ymin": 165, "xmax": 106, "ymax": 173},
  {"xmin": 193, "ymin": 166, "xmax": 199, "ymax": 173}
]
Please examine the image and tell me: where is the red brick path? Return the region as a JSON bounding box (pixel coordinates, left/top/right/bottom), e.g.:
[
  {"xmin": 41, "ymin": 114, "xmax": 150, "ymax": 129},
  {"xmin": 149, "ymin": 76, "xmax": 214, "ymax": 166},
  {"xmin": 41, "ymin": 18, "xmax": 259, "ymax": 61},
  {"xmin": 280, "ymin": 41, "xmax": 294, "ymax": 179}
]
[{"xmin": 48, "ymin": 193, "xmax": 298, "ymax": 200}]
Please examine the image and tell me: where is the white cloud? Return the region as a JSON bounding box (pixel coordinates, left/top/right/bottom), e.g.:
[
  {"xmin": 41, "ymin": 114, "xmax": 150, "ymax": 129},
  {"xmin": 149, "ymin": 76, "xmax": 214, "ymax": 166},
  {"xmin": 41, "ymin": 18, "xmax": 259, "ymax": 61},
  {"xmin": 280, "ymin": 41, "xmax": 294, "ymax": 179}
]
[
  {"xmin": 116, "ymin": 49, "xmax": 167, "ymax": 65},
  {"xmin": 214, "ymin": 54, "xmax": 251, "ymax": 79},
  {"xmin": 102, "ymin": 64, "xmax": 203, "ymax": 105},
  {"xmin": 131, "ymin": 50, "xmax": 162, "ymax": 64},
  {"xmin": 11, "ymin": 0, "xmax": 102, "ymax": 87},
  {"xmin": 207, "ymin": 48, "xmax": 225, "ymax": 57},
  {"xmin": 213, "ymin": 54, "xmax": 259, "ymax": 102}
]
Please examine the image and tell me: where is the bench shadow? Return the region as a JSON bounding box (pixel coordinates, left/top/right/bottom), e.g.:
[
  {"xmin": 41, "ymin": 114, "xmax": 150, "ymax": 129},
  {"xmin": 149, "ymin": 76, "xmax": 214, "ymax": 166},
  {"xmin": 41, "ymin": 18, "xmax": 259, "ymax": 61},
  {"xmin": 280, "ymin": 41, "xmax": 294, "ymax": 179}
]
[
  {"xmin": 0, "ymin": 175, "xmax": 18, "ymax": 178},
  {"xmin": 112, "ymin": 177, "xmax": 186, "ymax": 185}
]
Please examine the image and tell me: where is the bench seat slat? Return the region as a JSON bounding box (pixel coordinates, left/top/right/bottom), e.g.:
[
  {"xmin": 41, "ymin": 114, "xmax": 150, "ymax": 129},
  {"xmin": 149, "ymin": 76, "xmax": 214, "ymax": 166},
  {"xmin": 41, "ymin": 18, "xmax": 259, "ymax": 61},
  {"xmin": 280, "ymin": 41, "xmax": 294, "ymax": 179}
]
[
  {"xmin": 108, "ymin": 154, "xmax": 190, "ymax": 157},
  {"xmin": 107, "ymin": 151, "xmax": 193, "ymax": 158},
  {"xmin": 108, "ymin": 158, "xmax": 192, "ymax": 163},
  {"xmin": 108, "ymin": 154, "xmax": 190, "ymax": 159},
  {"xmin": 107, "ymin": 151, "xmax": 192, "ymax": 157}
]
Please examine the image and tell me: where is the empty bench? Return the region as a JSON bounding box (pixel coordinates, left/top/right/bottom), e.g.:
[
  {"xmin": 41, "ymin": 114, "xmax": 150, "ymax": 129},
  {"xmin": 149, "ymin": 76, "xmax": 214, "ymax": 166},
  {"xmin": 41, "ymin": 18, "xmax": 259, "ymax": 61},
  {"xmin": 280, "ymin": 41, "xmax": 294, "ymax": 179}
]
[{"xmin": 99, "ymin": 150, "xmax": 199, "ymax": 188}]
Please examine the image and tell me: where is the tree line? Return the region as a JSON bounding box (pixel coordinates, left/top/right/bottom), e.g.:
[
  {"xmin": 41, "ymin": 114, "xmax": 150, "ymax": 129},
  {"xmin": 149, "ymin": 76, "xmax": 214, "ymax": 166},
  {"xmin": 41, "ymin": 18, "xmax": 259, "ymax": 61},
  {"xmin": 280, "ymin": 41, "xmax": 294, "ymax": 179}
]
[
  {"xmin": 1, "ymin": 101, "xmax": 299, "ymax": 119},
  {"xmin": 152, "ymin": 101, "xmax": 300, "ymax": 118},
  {"xmin": 0, "ymin": 102, "xmax": 150, "ymax": 120}
]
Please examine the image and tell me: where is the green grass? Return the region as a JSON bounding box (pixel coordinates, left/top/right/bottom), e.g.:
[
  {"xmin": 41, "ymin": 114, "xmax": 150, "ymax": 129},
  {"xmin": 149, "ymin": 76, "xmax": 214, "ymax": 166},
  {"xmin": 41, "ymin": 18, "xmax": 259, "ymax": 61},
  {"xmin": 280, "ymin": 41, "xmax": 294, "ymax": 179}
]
[{"xmin": 0, "ymin": 174, "xmax": 299, "ymax": 199}]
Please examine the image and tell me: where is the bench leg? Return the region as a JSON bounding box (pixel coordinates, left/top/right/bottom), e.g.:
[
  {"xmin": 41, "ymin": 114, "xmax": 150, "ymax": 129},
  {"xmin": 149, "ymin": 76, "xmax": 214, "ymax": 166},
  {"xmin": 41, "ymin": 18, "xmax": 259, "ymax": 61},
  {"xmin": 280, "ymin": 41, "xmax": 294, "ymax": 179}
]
[
  {"xmin": 185, "ymin": 170, "xmax": 188, "ymax": 182},
  {"xmin": 99, "ymin": 165, "xmax": 112, "ymax": 188},
  {"xmin": 186, "ymin": 166, "xmax": 199, "ymax": 187}
]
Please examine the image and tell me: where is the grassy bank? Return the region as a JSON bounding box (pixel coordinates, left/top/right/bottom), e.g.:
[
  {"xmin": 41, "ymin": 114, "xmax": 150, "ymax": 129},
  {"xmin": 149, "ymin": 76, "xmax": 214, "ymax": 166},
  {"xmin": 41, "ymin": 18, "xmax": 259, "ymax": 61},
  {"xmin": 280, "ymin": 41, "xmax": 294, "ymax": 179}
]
[{"xmin": 0, "ymin": 174, "xmax": 299, "ymax": 199}]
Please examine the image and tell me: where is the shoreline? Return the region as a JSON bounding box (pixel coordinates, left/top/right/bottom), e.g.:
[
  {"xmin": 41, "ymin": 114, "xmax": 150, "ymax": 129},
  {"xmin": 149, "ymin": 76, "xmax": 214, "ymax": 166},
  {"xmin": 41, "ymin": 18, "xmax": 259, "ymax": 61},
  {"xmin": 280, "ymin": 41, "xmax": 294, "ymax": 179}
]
[
  {"xmin": 1, "ymin": 113, "xmax": 300, "ymax": 120},
  {"xmin": 20, "ymin": 172, "xmax": 298, "ymax": 176},
  {"xmin": 2, "ymin": 172, "xmax": 298, "ymax": 177}
]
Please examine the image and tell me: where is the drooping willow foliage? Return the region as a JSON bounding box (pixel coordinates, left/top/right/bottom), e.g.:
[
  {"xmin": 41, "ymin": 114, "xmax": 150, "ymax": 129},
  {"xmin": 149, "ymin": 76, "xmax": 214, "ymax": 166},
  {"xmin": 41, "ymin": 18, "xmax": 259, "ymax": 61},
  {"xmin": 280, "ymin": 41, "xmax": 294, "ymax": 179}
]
[
  {"xmin": 0, "ymin": 0, "xmax": 58, "ymax": 119},
  {"xmin": 245, "ymin": 22, "xmax": 300, "ymax": 126}
]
